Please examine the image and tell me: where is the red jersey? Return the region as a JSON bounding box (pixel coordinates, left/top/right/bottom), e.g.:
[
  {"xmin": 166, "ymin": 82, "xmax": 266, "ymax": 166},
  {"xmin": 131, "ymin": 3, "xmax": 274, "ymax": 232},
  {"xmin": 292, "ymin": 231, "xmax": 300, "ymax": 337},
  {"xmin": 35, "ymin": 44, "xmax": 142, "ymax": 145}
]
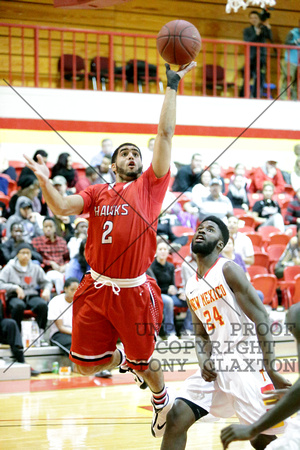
[{"xmin": 79, "ymin": 165, "xmax": 170, "ymax": 278}]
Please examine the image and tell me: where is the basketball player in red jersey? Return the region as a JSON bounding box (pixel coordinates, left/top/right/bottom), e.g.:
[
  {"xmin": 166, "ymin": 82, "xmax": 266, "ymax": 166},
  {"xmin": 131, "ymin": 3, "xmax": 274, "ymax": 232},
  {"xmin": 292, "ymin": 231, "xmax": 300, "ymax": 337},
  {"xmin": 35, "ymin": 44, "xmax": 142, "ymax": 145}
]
[
  {"xmin": 24, "ymin": 61, "xmax": 196, "ymax": 438},
  {"xmin": 161, "ymin": 216, "xmax": 291, "ymax": 450}
]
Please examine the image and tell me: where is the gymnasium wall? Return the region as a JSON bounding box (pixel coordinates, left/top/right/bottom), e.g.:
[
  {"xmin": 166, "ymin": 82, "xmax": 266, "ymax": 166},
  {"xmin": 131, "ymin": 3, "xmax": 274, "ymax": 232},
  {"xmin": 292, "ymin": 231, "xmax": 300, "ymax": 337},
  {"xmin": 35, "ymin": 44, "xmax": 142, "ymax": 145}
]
[
  {"xmin": 0, "ymin": 86, "xmax": 299, "ymax": 172},
  {"xmin": 1, "ymin": 0, "xmax": 300, "ymax": 89}
]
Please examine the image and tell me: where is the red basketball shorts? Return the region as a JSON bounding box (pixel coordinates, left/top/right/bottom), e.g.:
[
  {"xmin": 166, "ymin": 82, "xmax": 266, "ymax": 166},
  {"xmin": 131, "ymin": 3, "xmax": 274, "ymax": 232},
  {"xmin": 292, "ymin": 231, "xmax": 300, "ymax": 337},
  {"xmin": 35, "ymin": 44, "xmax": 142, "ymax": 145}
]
[{"xmin": 69, "ymin": 273, "xmax": 163, "ymax": 371}]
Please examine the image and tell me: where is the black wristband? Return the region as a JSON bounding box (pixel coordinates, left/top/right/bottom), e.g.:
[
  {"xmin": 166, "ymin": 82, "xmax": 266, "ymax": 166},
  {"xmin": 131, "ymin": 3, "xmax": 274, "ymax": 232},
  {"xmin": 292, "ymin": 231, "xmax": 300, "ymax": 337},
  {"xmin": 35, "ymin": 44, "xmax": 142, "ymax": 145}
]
[{"xmin": 165, "ymin": 63, "xmax": 181, "ymax": 92}]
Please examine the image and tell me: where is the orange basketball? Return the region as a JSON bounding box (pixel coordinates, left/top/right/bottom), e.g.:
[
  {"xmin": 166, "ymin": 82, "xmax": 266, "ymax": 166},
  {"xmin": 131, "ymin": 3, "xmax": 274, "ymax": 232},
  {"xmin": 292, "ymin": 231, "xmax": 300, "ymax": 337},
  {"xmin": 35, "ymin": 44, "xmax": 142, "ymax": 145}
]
[{"xmin": 156, "ymin": 20, "xmax": 201, "ymax": 65}]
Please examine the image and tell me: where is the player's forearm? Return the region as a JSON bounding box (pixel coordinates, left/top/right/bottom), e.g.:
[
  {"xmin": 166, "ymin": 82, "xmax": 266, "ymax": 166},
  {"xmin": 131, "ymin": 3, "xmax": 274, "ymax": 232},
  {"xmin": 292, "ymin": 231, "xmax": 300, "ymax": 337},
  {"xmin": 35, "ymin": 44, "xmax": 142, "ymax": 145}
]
[
  {"xmin": 157, "ymin": 87, "xmax": 176, "ymax": 138},
  {"xmin": 255, "ymin": 318, "xmax": 277, "ymax": 373},
  {"xmin": 152, "ymin": 87, "xmax": 176, "ymax": 177},
  {"xmin": 39, "ymin": 180, "xmax": 70, "ymax": 215},
  {"xmin": 195, "ymin": 335, "xmax": 211, "ymax": 370},
  {"xmin": 250, "ymin": 380, "xmax": 300, "ymax": 436}
]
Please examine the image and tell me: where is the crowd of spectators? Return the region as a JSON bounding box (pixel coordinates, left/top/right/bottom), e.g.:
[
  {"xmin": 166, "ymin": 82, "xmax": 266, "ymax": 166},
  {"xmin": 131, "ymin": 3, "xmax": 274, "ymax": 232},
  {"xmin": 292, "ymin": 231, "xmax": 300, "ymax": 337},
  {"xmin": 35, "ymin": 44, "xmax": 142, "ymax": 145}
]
[{"xmin": 0, "ymin": 141, "xmax": 299, "ymax": 375}]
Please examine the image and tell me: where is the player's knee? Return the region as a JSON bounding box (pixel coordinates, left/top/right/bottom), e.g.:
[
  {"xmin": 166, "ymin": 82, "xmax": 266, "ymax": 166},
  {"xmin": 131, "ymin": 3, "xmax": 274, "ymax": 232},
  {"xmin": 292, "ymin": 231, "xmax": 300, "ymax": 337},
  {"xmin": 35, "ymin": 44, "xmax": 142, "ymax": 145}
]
[{"xmin": 166, "ymin": 400, "xmax": 193, "ymax": 434}]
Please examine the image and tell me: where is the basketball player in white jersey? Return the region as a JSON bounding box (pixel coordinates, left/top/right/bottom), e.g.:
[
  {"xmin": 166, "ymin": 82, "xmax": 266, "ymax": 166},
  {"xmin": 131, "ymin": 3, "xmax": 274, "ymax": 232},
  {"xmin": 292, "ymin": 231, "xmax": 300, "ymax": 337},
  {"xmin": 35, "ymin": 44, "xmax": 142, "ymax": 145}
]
[{"xmin": 161, "ymin": 215, "xmax": 291, "ymax": 450}]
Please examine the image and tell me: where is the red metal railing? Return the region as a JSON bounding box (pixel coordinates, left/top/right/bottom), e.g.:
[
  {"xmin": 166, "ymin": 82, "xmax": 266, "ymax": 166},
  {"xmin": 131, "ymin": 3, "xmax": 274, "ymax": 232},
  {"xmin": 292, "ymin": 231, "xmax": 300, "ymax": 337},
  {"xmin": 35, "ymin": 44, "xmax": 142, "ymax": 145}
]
[{"xmin": 0, "ymin": 22, "xmax": 299, "ymax": 100}]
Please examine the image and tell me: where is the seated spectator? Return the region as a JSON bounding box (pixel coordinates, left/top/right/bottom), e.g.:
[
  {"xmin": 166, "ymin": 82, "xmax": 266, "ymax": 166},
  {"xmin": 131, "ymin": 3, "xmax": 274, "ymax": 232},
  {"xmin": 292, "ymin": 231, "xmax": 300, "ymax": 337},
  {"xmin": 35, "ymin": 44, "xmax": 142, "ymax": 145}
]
[
  {"xmin": 0, "ymin": 222, "xmax": 43, "ymax": 266},
  {"xmin": 51, "ymin": 153, "xmax": 78, "ymax": 189},
  {"xmin": 172, "ymin": 153, "xmax": 204, "ymax": 194},
  {"xmin": 90, "ymin": 138, "xmax": 113, "ymax": 167},
  {"xmin": 94, "ymin": 155, "xmax": 116, "ymax": 184},
  {"xmin": 32, "ymin": 217, "xmax": 70, "ymax": 294},
  {"xmin": 222, "ymin": 236, "xmax": 248, "ymax": 275},
  {"xmin": 227, "ymin": 216, "xmax": 254, "ymax": 266},
  {"xmin": 151, "ymin": 241, "xmax": 193, "ymax": 340},
  {"xmin": 75, "ymin": 166, "xmax": 99, "ymax": 193},
  {"xmin": 8, "ymin": 175, "xmax": 42, "ymax": 216},
  {"xmin": 0, "ymin": 155, "xmax": 17, "ymax": 181},
  {"xmin": 48, "ymin": 277, "xmax": 79, "ymax": 356},
  {"xmin": 198, "ymin": 178, "xmax": 233, "ymax": 223},
  {"xmin": 231, "ymin": 163, "xmax": 251, "ymax": 191},
  {"xmin": 157, "ymin": 215, "xmax": 188, "ymax": 251},
  {"xmin": 251, "ymin": 181, "xmax": 285, "ymax": 232},
  {"xmin": 290, "ymin": 156, "xmax": 300, "ymax": 193},
  {"xmin": 221, "ymin": 237, "xmax": 264, "ymax": 301},
  {"xmin": 0, "ymin": 242, "xmax": 51, "ymax": 331},
  {"xmin": 250, "ymin": 160, "xmax": 285, "ymax": 193},
  {"xmin": 285, "ymin": 188, "xmax": 300, "ymax": 225},
  {"xmin": 67, "ymin": 218, "xmax": 88, "ymax": 259},
  {"xmin": 191, "ymin": 170, "xmax": 212, "ymax": 203},
  {"xmin": 51, "ymin": 176, "xmax": 75, "ymax": 240},
  {"xmin": 274, "ymin": 225, "xmax": 300, "ymax": 279},
  {"xmin": 5, "ymin": 196, "xmax": 43, "ymax": 242},
  {"xmin": 0, "ymin": 300, "xmax": 40, "ymax": 376},
  {"xmin": 65, "ymin": 239, "xmax": 90, "ymax": 280},
  {"xmin": 161, "ymin": 188, "xmax": 197, "ymax": 230},
  {"xmin": 227, "ymin": 174, "xmax": 250, "ymax": 211},
  {"xmin": 209, "ymin": 162, "xmax": 225, "ymax": 193}
]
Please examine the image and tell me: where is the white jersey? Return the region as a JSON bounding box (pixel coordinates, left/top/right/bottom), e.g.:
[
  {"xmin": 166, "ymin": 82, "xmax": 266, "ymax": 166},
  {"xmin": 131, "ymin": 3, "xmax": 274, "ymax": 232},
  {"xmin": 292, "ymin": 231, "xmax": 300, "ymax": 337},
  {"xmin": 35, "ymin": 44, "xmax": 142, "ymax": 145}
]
[
  {"xmin": 182, "ymin": 257, "xmax": 286, "ymax": 434},
  {"xmin": 186, "ymin": 257, "xmax": 260, "ymax": 357}
]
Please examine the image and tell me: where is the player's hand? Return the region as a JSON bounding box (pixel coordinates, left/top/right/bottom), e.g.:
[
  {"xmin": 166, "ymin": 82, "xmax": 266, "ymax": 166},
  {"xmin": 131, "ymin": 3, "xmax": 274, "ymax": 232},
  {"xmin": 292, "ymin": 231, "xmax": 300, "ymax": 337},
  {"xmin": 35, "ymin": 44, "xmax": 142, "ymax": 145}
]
[
  {"xmin": 24, "ymin": 154, "xmax": 50, "ymax": 187},
  {"xmin": 267, "ymin": 371, "xmax": 292, "ymax": 390},
  {"xmin": 165, "ymin": 61, "xmax": 196, "ymax": 90},
  {"xmin": 41, "ymin": 289, "xmax": 51, "ymax": 302},
  {"xmin": 221, "ymin": 424, "xmax": 256, "ymax": 449},
  {"xmin": 263, "ymin": 388, "xmax": 290, "ymax": 403},
  {"xmin": 201, "ymin": 358, "xmax": 217, "ymax": 382}
]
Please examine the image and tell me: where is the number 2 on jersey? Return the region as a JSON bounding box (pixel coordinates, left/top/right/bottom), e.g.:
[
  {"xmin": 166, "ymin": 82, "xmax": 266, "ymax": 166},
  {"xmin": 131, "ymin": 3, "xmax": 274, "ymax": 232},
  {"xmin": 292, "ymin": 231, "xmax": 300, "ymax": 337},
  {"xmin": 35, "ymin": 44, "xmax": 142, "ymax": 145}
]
[
  {"xmin": 102, "ymin": 220, "xmax": 113, "ymax": 244},
  {"xmin": 203, "ymin": 306, "xmax": 225, "ymax": 331}
]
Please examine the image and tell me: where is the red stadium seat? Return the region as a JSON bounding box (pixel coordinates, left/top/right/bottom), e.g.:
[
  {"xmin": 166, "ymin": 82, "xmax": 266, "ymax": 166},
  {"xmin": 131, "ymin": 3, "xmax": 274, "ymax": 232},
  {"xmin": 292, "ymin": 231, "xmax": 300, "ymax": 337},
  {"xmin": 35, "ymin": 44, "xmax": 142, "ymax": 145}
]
[
  {"xmin": 175, "ymin": 267, "xmax": 183, "ymax": 288},
  {"xmin": 267, "ymin": 244, "xmax": 286, "ymax": 266},
  {"xmin": 8, "ymin": 160, "xmax": 25, "ymax": 180},
  {"xmin": 247, "ymin": 265, "xmax": 268, "ymax": 280},
  {"xmin": 286, "ymin": 274, "xmax": 300, "ymax": 307},
  {"xmin": 172, "ymin": 226, "xmax": 194, "ymax": 245},
  {"xmin": 248, "ymin": 193, "xmax": 263, "ymax": 209},
  {"xmin": 268, "ymin": 233, "xmax": 290, "ymax": 247},
  {"xmin": 253, "ymin": 252, "xmax": 270, "ymax": 268},
  {"xmin": 72, "ymin": 162, "xmax": 86, "ymax": 178},
  {"xmin": 172, "ymin": 245, "xmax": 191, "ymax": 267},
  {"xmin": 284, "ymin": 266, "xmax": 300, "ymax": 281},
  {"xmin": 257, "ymin": 226, "xmax": 281, "ymax": 243},
  {"xmin": 252, "ymin": 274, "xmax": 278, "ymax": 309},
  {"xmin": 246, "ymin": 232, "xmax": 263, "ymax": 249},
  {"xmin": 237, "ymin": 215, "xmax": 255, "ymax": 228}
]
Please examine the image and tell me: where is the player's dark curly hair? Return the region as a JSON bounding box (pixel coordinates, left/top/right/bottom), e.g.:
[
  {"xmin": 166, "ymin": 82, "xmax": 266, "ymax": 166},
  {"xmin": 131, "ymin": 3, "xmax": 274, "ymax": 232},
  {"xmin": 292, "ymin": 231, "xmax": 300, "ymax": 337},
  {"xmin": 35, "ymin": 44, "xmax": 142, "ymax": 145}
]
[{"xmin": 201, "ymin": 215, "xmax": 229, "ymax": 246}]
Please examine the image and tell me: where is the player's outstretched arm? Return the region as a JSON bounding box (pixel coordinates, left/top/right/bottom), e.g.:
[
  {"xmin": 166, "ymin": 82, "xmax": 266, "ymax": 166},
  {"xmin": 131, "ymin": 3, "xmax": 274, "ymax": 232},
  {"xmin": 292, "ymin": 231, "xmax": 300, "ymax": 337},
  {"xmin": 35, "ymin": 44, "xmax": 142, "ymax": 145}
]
[
  {"xmin": 152, "ymin": 62, "xmax": 196, "ymax": 178},
  {"xmin": 223, "ymin": 262, "xmax": 291, "ymax": 389},
  {"xmin": 24, "ymin": 154, "xmax": 84, "ymax": 215}
]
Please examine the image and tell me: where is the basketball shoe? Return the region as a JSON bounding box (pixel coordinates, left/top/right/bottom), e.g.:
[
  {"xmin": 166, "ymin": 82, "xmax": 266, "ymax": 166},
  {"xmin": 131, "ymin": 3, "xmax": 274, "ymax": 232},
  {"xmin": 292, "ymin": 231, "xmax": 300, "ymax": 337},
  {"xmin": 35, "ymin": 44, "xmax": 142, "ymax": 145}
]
[
  {"xmin": 118, "ymin": 348, "xmax": 148, "ymax": 390},
  {"xmin": 151, "ymin": 387, "xmax": 175, "ymax": 438}
]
